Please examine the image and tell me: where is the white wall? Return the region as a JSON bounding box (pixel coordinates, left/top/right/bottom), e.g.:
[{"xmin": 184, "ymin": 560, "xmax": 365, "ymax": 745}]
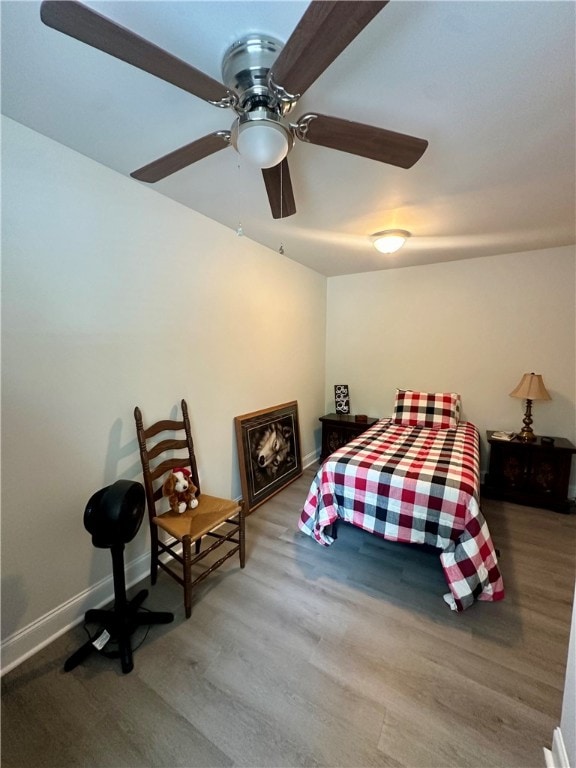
[
  {"xmin": 325, "ymin": 247, "xmax": 576, "ymax": 483},
  {"xmin": 1, "ymin": 117, "xmax": 327, "ymax": 669}
]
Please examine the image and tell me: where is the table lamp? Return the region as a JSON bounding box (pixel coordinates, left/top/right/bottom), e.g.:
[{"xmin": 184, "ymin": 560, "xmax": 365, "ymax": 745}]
[{"xmin": 509, "ymin": 372, "xmax": 551, "ymax": 442}]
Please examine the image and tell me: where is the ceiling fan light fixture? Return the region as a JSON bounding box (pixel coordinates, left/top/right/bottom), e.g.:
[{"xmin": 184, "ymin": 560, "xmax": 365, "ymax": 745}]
[
  {"xmin": 232, "ymin": 109, "xmax": 293, "ymax": 169},
  {"xmin": 237, "ymin": 122, "xmax": 289, "ymax": 169},
  {"xmin": 371, "ymin": 229, "xmax": 411, "ymax": 254}
]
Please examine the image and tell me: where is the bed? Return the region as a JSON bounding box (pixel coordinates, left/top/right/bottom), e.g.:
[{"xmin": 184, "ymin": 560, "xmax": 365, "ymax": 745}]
[{"xmin": 298, "ymin": 390, "xmax": 504, "ymax": 612}]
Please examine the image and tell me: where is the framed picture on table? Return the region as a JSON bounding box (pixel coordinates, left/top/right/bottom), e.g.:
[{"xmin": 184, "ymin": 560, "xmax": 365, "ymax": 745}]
[{"xmin": 334, "ymin": 384, "xmax": 350, "ymax": 414}]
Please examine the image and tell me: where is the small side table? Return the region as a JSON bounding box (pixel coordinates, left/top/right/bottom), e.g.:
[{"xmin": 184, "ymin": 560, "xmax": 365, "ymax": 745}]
[
  {"xmin": 483, "ymin": 431, "xmax": 576, "ymax": 513},
  {"xmin": 319, "ymin": 413, "xmax": 379, "ymax": 462}
]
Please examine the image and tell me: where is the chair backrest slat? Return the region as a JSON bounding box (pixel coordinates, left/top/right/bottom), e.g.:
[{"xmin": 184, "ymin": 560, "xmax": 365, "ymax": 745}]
[
  {"xmin": 143, "ymin": 418, "xmax": 184, "ymax": 439},
  {"xmin": 134, "ymin": 401, "xmax": 201, "ymax": 524},
  {"xmin": 147, "ymin": 437, "xmax": 189, "ymax": 462}
]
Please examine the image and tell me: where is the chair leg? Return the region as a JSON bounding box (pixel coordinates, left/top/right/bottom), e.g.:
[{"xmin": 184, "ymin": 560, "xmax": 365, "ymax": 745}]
[
  {"xmin": 239, "ymin": 503, "xmax": 246, "ymax": 568},
  {"xmin": 182, "ymin": 534, "xmax": 192, "ymax": 619},
  {"xmin": 150, "ymin": 526, "xmax": 159, "ymax": 585}
]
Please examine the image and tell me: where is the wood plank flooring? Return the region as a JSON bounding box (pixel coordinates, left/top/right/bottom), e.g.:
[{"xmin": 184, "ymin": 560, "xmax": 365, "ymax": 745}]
[{"xmin": 2, "ymin": 467, "xmax": 575, "ymax": 768}]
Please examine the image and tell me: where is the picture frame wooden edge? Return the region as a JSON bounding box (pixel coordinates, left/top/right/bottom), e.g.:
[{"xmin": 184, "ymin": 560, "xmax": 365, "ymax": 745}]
[{"xmin": 234, "ymin": 400, "xmax": 298, "ymax": 423}]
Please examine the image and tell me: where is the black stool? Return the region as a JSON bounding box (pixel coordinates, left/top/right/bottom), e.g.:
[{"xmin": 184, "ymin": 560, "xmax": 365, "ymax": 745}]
[{"xmin": 64, "ymin": 480, "xmax": 173, "ymax": 674}]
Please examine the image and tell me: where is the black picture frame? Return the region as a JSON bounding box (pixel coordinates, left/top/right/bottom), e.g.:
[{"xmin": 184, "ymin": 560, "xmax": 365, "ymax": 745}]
[
  {"xmin": 234, "ymin": 401, "xmax": 302, "ymax": 513},
  {"xmin": 334, "ymin": 384, "xmax": 350, "ymax": 414}
]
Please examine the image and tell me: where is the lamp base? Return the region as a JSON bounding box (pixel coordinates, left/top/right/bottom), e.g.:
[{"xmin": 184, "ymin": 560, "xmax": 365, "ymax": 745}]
[
  {"xmin": 518, "ymin": 428, "xmax": 536, "ymax": 442},
  {"xmin": 518, "ymin": 398, "xmax": 536, "ymax": 442}
]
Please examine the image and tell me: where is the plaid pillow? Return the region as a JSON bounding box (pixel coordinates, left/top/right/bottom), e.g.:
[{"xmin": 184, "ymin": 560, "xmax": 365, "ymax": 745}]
[{"xmin": 392, "ymin": 390, "xmax": 461, "ymax": 429}]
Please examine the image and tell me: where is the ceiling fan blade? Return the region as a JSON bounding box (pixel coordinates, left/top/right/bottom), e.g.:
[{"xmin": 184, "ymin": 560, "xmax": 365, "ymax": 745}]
[
  {"xmin": 271, "ymin": 1, "xmax": 388, "ymax": 98},
  {"xmin": 40, "ymin": 1, "xmax": 233, "ymax": 105},
  {"xmin": 262, "ymin": 159, "xmax": 296, "ymax": 219},
  {"xmin": 296, "ymin": 113, "xmax": 428, "ymax": 169},
  {"xmin": 131, "ymin": 132, "xmax": 231, "ymax": 183}
]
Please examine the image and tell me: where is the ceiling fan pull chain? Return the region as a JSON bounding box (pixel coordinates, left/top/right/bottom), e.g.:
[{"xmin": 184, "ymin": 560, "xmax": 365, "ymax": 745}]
[
  {"xmin": 236, "ymin": 159, "xmax": 244, "ymax": 236},
  {"xmin": 278, "ymin": 162, "xmax": 285, "ymax": 255}
]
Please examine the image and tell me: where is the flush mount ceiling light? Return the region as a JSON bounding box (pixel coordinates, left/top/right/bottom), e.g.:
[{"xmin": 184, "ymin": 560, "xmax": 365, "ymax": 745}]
[{"xmin": 371, "ymin": 229, "xmax": 411, "ymax": 254}]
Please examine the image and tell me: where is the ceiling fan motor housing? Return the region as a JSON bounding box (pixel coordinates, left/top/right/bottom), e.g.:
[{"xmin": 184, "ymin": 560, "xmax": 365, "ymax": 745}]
[{"xmin": 222, "ymin": 34, "xmax": 285, "ymax": 112}]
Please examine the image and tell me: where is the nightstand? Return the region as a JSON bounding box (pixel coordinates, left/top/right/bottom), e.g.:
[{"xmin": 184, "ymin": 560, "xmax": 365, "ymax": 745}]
[
  {"xmin": 319, "ymin": 413, "xmax": 379, "ymax": 462},
  {"xmin": 483, "ymin": 431, "xmax": 576, "ymax": 512}
]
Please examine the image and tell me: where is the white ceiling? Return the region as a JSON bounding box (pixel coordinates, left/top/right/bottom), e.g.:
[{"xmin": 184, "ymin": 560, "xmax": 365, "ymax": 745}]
[{"xmin": 2, "ymin": 0, "xmax": 575, "ymax": 276}]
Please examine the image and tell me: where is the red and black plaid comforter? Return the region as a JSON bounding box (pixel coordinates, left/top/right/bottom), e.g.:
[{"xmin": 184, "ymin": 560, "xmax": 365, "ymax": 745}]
[{"xmin": 298, "ymin": 419, "xmax": 504, "ymax": 611}]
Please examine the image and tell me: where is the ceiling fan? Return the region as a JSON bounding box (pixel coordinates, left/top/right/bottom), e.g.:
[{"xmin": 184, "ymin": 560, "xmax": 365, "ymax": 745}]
[{"xmin": 40, "ymin": 0, "xmax": 428, "ymax": 219}]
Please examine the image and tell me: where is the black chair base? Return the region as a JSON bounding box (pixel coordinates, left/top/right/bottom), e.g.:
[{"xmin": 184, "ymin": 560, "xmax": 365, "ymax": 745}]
[
  {"xmin": 65, "ymin": 542, "xmax": 174, "ymax": 674},
  {"xmin": 64, "ymin": 588, "xmax": 173, "ymax": 674}
]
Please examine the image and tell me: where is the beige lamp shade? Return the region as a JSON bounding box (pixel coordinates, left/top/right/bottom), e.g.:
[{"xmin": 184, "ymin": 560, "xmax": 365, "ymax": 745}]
[{"xmin": 509, "ymin": 373, "xmax": 551, "ymax": 401}]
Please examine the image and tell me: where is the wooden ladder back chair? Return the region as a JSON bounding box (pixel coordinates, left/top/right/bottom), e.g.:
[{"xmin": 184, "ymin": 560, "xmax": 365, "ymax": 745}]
[{"xmin": 134, "ymin": 399, "xmax": 245, "ymax": 618}]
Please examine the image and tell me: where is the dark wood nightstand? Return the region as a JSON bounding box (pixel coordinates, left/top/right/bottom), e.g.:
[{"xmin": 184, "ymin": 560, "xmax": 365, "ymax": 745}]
[
  {"xmin": 483, "ymin": 431, "xmax": 576, "ymax": 512},
  {"xmin": 319, "ymin": 413, "xmax": 379, "ymax": 462}
]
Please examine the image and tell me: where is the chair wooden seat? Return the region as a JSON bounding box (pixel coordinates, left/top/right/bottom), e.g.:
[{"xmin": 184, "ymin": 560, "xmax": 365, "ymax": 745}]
[
  {"xmin": 153, "ymin": 494, "xmax": 241, "ymax": 541},
  {"xmin": 134, "ymin": 400, "xmax": 245, "ymax": 618}
]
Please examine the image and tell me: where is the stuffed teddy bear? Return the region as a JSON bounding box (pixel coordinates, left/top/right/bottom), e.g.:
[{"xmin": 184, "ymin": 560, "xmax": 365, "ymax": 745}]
[{"xmin": 162, "ymin": 467, "xmax": 199, "ymax": 514}]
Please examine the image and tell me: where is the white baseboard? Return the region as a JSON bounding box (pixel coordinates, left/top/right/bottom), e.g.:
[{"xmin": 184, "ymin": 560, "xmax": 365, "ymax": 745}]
[
  {"xmin": 544, "ymin": 727, "xmax": 571, "ymax": 768},
  {"xmin": 1, "ymin": 551, "xmax": 150, "ymax": 677},
  {"xmin": 302, "ymin": 449, "xmax": 320, "ymax": 469}
]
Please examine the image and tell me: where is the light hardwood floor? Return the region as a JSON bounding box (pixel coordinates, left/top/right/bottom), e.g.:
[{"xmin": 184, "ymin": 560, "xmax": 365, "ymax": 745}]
[{"xmin": 2, "ymin": 467, "xmax": 575, "ymax": 768}]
